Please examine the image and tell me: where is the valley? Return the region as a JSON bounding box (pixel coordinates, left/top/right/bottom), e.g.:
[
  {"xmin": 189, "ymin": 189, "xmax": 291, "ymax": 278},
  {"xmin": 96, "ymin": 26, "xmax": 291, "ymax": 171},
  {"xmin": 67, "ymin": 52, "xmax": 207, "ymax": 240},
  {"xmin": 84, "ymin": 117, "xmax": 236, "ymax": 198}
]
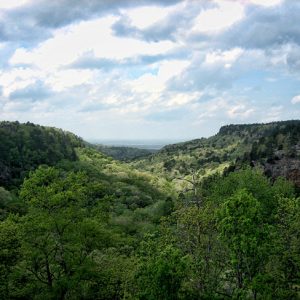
[{"xmin": 0, "ymin": 120, "xmax": 300, "ymax": 299}]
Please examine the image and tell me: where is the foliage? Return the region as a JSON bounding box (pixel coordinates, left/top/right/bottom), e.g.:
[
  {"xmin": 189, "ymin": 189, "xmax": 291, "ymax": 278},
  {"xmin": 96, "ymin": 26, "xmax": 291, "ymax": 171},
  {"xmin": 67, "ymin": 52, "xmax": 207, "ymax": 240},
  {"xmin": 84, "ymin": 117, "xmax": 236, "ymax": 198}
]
[
  {"xmin": 218, "ymin": 189, "xmax": 273, "ymax": 298},
  {"xmin": 93, "ymin": 144, "xmax": 155, "ymax": 161},
  {"xmin": 0, "ymin": 120, "xmax": 300, "ymax": 299},
  {"xmin": 0, "ymin": 218, "xmax": 21, "ymax": 299},
  {"xmin": 0, "ymin": 121, "xmax": 84, "ymax": 189},
  {"xmin": 134, "ymin": 235, "xmax": 191, "ymax": 300},
  {"xmin": 132, "ymin": 120, "xmax": 300, "ymax": 190}
]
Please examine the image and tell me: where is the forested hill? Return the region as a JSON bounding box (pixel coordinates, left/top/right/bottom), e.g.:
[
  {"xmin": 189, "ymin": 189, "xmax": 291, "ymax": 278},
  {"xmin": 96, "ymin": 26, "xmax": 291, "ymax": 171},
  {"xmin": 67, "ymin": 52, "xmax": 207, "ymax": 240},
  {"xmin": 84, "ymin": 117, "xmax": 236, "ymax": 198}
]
[
  {"xmin": 132, "ymin": 120, "xmax": 300, "ymax": 186},
  {"xmin": 1, "ymin": 120, "xmax": 300, "ymax": 299},
  {"xmin": 0, "ymin": 121, "xmax": 84, "ymax": 188},
  {"xmin": 92, "ymin": 144, "xmax": 156, "ymax": 161},
  {"xmin": 2, "ymin": 120, "xmax": 299, "ymax": 189}
]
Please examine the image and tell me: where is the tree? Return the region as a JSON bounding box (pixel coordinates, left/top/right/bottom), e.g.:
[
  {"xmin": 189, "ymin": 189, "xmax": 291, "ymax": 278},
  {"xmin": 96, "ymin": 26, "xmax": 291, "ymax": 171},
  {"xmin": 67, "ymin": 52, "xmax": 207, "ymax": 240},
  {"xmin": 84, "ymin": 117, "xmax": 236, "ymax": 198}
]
[
  {"xmin": 173, "ymin": 203, "xmax": 226, "ymax": 298},
  {"xmin": 0, "ymin": 218, "xmax": 21, "ymax": 298},
  {"xmin": 218, "ymin": 189, "xmax": 273, "ymax": 298},
  {"xmin": 134, "ymin": 235, "xmax": 190, "ymax": 300},
  {"xmin": 18, "ymin": 166, "xmax": 112, "ymax": 299},
  {"xmin": 175, "ymin": 169, "xmax": 203, "ymax": 207},
  {"xmin": 268, "ymin": 195, "xmax": 300, "ymax": 298}
]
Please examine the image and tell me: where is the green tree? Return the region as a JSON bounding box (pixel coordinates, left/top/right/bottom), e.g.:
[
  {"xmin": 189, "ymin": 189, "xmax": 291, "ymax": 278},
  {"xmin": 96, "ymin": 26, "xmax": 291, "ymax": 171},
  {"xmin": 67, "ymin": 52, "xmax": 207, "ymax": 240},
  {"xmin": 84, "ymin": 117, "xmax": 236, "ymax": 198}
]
[
  {"xmin": 218, "ymin": 189, "xmax": 273, "ymax": 298},
  {"xmin": 135, "ymin": 235, "xmax": 190, "ymax": 300},
  {"xmin": 0, "ymin": 218, "xmax": 21, "ymax": 298},
  {"xmin": 18, "ymin": 166, "xmax": 113, "ymax": 299},
  {"xmin": 268, "ymin": 195, "xmax": 300, "ymax": 299},
  {"xmin": 172, "ymin": 204, "xmax": 225, "ymax": 298}
]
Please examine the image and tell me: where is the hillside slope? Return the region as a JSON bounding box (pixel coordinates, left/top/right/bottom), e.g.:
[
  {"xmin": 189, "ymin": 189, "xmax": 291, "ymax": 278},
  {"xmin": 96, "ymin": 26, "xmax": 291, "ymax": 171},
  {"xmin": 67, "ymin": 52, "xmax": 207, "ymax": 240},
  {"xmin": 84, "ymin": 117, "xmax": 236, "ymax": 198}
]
[
  {"xmin": 1, "ymin": 120, "xmax": 300, "ymax": 299},
  {"xmin": 92, "ymin": 144, "xmax": 156, "ymax": 161},
  {"xmin": 0, "ymin": 121, "xmax": 173, "ymax": 228},
  {"xmin": 0, "ymin": 121, "xmax": 84, "ymax": 188},
  {"xmin": 132, "ymin": 120, "xmax": 300, "ymax": 186}
]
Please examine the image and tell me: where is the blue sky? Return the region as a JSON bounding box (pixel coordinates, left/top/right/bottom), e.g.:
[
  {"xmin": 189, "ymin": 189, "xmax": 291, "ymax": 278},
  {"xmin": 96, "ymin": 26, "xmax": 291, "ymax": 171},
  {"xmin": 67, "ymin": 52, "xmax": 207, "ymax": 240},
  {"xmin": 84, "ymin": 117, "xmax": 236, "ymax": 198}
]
[{"xmin": 0, "ymin": 0, "xmax": 299, "ymax": 140}]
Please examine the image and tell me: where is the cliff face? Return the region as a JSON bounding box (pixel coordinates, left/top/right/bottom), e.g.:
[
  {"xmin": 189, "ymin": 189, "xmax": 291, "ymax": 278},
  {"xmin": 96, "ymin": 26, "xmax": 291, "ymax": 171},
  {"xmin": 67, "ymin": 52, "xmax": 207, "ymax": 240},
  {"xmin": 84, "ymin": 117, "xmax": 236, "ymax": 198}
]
[
  {"xmin": 239, "ymin": 122, "xmax": 300, "ymax": 188},
  {"xmin": 264, "ymin": 158, "xmax": 300, "ymax": 187}
]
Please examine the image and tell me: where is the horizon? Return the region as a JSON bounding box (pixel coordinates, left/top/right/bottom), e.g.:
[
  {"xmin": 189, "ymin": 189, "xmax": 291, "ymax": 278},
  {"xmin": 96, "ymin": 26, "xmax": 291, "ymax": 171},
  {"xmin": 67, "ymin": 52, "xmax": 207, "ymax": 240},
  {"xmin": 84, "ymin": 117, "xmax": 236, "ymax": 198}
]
[
  {"xmin": 2, "ymin": 118, "xmax": 299, "ymax": 147},
  {"xmin": 0, "ymin": 0, "xmax": 300, "ymax": 139}
]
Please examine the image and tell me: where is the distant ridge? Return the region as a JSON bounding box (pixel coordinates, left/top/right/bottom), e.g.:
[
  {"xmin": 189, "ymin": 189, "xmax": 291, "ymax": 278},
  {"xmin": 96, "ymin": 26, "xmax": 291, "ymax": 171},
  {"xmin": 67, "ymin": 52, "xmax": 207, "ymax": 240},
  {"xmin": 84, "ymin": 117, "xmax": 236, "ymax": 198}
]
[
  {"xmin": 132, "ymin": 120, "xmax": 300, "ymax": 187},
  {"xmin": 1, "ymin": 120, "xmax": 299, "ymax": 188},
  {"xmin": 218, "ymin": 120, "xmax": 300, "ymax": 135}
]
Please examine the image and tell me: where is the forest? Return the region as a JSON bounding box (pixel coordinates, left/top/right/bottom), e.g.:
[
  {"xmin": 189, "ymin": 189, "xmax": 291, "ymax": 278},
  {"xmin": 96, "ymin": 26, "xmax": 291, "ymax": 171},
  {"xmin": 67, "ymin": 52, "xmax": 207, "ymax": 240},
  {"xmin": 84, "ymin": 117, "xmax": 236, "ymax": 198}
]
[{"xmin": 0, "ymin": 120, "xmax": 300, "ymax": 299}]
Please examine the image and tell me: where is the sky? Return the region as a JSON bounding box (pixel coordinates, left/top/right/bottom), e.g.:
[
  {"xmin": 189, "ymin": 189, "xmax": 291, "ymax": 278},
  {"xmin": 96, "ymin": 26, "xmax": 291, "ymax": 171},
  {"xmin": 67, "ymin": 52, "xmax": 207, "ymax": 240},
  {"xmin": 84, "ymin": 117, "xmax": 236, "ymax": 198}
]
[{"xmin": 0, "ymin": 0, "xmax": 300, "ymax": 141}]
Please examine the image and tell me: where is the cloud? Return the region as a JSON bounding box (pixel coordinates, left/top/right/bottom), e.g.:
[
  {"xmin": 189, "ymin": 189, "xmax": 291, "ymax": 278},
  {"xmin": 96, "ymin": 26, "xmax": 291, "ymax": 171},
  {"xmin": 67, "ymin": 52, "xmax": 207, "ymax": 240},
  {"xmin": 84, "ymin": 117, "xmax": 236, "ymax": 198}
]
[
  {"xmin": 192, "ymin": 0, "xmax": 245, "ymax": 34},
  {"xmin": 71, "ymin": 57, "xmax": 121, "ymax": 70},
  {"xmin": 0, "ymin": 67, "xmax": 45, "ymax": 97},
  {"xmin": 166, "ymin": 51, "xmax": 239, "ymax": 93},
  {"xmin": 112, "ymin": 16, "xmax": 179, "ymax": 42},
  {"xmin": 70, "ymin": 51, "xmax": 187, "ymax": 71},
  {"xmin": 9, "ymin": 81, "xmax": 52, "ymax": 101},
  {"xmin": 3, "ymin": 100, "xmax": 33, "ymax": 112},
  {"xmin": 264, "ymin": 105, "xmax": 283, "ymax": 121},
  {"xmin": 9, "ymin": 16, "xmax": 176, "ymax": 71},
  {"xmin": 204, "ymin": 48, "xmax": 243, "ymax": 67},
  {"xmin": 26, "ymin": 0, "xmax": 182, "ymax": 29},
  {"xmin": 0, "ymin": 0, "xmax": 182, "ymax": 45},
  {"xmin": 291, "ymin": 95, "xmax": 300, "ymax": 104},
  {"xmin": 0, "ymin": 0, "xmax": 30, "ymax": 9},
  {"xmin": 44, "ymin": 70, "xmax": 94, "ymax": 92},
  {"xmin": 227, "ymin": 103, "xmax": 255, "ymax": 119},
  {"xmin": 145, "ymin": 108, "xmax": 187, "ymax": 122},
  {"xmin": 0, "ymin": 0, "xmax": 299, "ymax": 140},
  {"xmin": 217, "ymin": 1, "xmax": 300, "ymax": 49},
  {"xmin": 248, "ymin": 0, "xmax": 283, "ymax": 7},
  {"xmin": 112, "ymin": 1, "xmax": 210, "ymax": 42},
  {"xmin": 286, "ymin": 43, "xmax": 300, "ymax": 71}
]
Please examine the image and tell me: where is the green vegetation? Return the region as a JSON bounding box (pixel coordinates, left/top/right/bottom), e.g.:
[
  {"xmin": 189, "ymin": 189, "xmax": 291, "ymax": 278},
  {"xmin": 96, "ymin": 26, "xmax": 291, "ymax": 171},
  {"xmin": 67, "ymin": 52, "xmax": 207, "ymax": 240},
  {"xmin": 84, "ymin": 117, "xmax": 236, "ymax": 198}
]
[
  {"xmin": 0, "ymin": 120, "xmax": 300, "ymax": 299},
  {"xmin": 132, "ymin": 120, "xmax": 300, "ymax": 185},
  {"xmin": 93, "ymin": 144, "xmax": 156, "ymax": 161},
  {"xmin": 0, "ymin": 121, "xmax": 83, "ymax": 189}
]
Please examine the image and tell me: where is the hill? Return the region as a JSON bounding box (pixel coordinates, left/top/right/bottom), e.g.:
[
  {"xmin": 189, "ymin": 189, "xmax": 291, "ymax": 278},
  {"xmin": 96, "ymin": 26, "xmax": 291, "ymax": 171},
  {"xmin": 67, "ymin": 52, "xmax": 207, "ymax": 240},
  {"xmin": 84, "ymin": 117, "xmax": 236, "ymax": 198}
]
[
  {"xmin": 132, "ymin": 120, "xmax": 300, "ymax": 187},
  {"xmin": 92, "ymin": 144, "xmax": 156, "ymax": 161},
  {"xmin": 0, "ymin": 121, "xmax": 84, "ymax": 188},
  {"xmin": 0, "ymin": 121, "xmax": 173, "ymax": 227},
  {"xmin": 0, "ymin": 120, "xmax": 300, "ymax": 299}
]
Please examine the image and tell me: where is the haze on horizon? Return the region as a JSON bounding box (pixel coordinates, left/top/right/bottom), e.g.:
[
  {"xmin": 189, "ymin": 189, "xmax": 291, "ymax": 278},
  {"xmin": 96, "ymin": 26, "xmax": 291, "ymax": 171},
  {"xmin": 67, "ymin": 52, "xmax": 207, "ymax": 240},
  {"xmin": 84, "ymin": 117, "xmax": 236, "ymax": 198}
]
[{"xmin": 0, "ymin": 0, "xmax": 299, "ymax": 140}]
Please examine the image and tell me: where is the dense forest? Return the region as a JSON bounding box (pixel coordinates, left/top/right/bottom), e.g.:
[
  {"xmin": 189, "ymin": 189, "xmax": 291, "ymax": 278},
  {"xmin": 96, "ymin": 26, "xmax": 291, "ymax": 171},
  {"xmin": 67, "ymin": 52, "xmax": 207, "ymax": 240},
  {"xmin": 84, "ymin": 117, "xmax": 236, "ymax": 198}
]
[
  {"xmin": 0, "ymin": 120, "xmax": 300, "ymax": 299},
  {"xmin": 91, "ymin": 144, "xmax": 156, "ymax": 161}
]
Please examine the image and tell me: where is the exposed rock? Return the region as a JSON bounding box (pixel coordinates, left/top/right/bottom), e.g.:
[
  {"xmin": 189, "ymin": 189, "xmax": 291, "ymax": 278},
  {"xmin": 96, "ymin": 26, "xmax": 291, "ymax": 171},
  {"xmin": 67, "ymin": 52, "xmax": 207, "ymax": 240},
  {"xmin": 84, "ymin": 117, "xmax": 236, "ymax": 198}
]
[{"xmin": 264, "ymin": 158, "xmax": 300, "ymax": 187}]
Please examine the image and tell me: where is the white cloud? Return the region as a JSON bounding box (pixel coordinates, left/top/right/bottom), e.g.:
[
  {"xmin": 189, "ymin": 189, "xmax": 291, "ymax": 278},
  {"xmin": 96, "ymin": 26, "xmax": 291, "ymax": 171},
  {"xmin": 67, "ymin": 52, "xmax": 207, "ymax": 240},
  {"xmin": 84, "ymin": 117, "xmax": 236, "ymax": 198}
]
[
  {"xmin": 247, "ymin": 0, "xmax": 282, "ymax": 7},
  {"xmin": 45, "ymin": 70, "xmax": 93, "ymax": 92},
  {"xmin": 291, "ymin": 95, "xmax": 300, "ymax": 104},
  {"xmin": 130, "ymin": 59, "xmax": 189, "ymax": 93},
  {"xmin": 1, "ymin": 0, "xmax": 299, "ymax": 139},
  {"xmin": 166, "ymin": 91, "xmax": 202, "ymax": 107},
  {"xmin": 9, "ymin": 16, "xmax": 176, "ymax": 70},
  {"xmin": 0, "ymin": 0, "xmax": 29, "ymax": 10},
  {"xmin": 205, "ymin": 48, "xmax": 243, "ymax": 68},
  {"xmin": 0, "ymin": 66, "xmax": 94, "ymax": 96},
  {"xmin": 124, "ymin": 5, "xmax": 174, "ymax": 29},
  {"xmin": 192, "ymin": 0, "xmax": 244, "ymax": 33},
  {"xmin": 263, "ymin": 105, "xmax": 283, "ymax": 122},
  {"xmin": 3, "ymin": 100, "xmax": 30, "ymax": 112},
  {"xmin": 193, "ymin": 97, "xmax": 255, "ymax": 124},
  {"xmin": 227, "ymin": 103, "xmax": 255, "ymax": 119},
  {"xmin": 0, "ymin": 68, "xmax": 44, "ymax": 97}
]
